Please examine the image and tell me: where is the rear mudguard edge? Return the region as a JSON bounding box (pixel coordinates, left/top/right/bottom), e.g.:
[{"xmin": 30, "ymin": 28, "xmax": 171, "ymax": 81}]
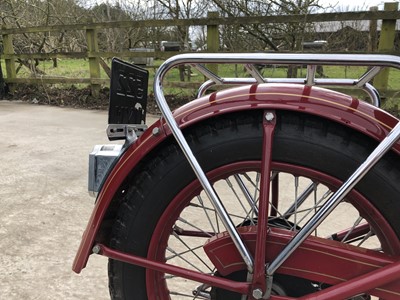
[{"xmin": 72, "ymin": 83, "xmax": 400, "ymax": 273}]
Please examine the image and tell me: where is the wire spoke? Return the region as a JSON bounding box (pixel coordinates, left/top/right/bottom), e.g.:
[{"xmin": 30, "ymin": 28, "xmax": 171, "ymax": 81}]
[
  {"xmin": 166, "ymin": 242, "xmax": 205, "ymax": 261},
  {"xmin": 178, "ymin": 217, "xmax": 214, "ymax": 238},
  {"xmin": 195, "ymin": 195, "xmax": 218, "ymax": 234},
  {"xmin": 341, "ymin": 216, "xmax": 363, "ymax": 242},
  {"xmin": 170, "ymin": 232, "xmax": 213, "ymax": 272},
  {"xmin": 166, "ymin": 247, "xmax": 207, "ymax": 273},
  {"xmin": 233, "ymin": 174, "xmax": 259, "ymax": 216},
  {"xmin": 162, "ymin": 169, "xmax": 383, "ymax": 298},
  {"xmin": 226, "ymin": 177, "xmax": 256, "ymax": 222}
]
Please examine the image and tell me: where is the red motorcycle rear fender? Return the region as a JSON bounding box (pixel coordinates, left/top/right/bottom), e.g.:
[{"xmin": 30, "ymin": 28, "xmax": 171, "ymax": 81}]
[{"xmin": 73, "ymin": 83, "xmax": 400, "ymax": 273}]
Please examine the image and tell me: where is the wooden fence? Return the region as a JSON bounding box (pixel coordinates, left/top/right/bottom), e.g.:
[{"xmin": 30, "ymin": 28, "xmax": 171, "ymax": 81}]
[{"xmin": 1, "ymin": 2, "xmax": 400, "ymax": 96}]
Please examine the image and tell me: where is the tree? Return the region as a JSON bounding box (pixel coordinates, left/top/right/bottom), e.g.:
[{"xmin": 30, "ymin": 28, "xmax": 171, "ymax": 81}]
[
  {"xmin": 154, "ymin": 0, "xmax": 210, "ymax": 80},
  {"xmin": 1, "ymin": 0, "xmax": 87, "ymax": 73},
  {"xmin": 208, "ymin": 0, "xmax": 321, "ymax": 77},
  {"xmin": 210, "ymin": 0, "xmax": 321, "ymax": 52},
  {"xmin": 154, "ymin": 0, "xmax": 210, "ymax": 49},
  {"xmin": 88, "ymin": 1, "xmax": 152, "ymax": 52}
]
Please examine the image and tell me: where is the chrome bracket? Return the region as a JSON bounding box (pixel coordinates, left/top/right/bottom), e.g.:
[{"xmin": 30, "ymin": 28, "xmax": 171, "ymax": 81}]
[
  {"xmin": 107, "ymin": 124, "xmax": 147, "ymax": 142},
  {"xmin": 263, "ymin": 272, "xmax": 274, "ymax": 299}
]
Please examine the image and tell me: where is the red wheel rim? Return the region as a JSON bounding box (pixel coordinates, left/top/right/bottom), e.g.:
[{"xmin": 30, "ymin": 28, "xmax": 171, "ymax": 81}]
[{"xmin": 145, "ymin": 161, "xmax": 400, "ymax": 299}]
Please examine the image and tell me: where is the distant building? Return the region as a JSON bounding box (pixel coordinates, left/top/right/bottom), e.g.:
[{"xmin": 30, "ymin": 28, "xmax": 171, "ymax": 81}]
[{"xmin": 303, "ymin": 20, "xmax": 400, "ymax": 52}]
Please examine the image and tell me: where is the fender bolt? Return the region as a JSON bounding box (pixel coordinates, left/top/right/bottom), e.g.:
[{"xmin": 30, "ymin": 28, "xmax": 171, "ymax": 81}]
[
  {"xmin": 265, "ymin": 112, "xmax": 274, "ymax": 121},
  {"xmin": 92, "ymin": 245, "xmax": 101, "ymax": 254},
  {"xmin": 152, "ymin": 127, "xmax": 160, "ymax": 136},
  {"xmin": 252, "ymin": 288, "xmax": 263, "ymax": 299}
]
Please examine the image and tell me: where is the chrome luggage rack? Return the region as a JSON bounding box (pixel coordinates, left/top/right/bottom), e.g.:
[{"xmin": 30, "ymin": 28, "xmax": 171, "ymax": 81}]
[
  {"xmin": 153, "ymin": 53, "xmax": 400, "ymax": 278},
  {"xmin": 155, "ymin": 53, "xmax": 400, "ymax": 109}
]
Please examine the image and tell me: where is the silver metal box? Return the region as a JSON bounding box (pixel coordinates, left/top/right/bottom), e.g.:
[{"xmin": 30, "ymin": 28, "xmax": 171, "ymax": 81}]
[{"xmin": 88, "ymin": 144, "xmax": 123, "ymax": 196}]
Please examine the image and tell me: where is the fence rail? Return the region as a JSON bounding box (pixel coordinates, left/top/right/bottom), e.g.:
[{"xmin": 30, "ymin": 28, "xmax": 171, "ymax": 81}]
[
  {"xmin": 2, "ymin": 10, "xmax": 400, "ymax": 35},
  {"xmin": 1, "ymin": 3, "xmax": 400, "ymax": 96}
]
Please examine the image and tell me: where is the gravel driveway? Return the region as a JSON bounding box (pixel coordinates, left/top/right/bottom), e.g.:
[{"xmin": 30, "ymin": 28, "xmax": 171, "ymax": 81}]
[
  {"xmin": 0, "ymin": 100, "xmax": 157, "ymax": 299},
  {"xmin": 1, "ymin": 100, "xmax": 381, "ymax": 299}
]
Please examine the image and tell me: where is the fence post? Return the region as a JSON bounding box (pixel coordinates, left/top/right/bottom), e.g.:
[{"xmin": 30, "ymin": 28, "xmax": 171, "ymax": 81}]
[
  {"xmin": 368, "ymin": 6, "xmax": 378, "ymax": 52},
  {"xmin": 207, "ymin": 11, "xmax": 219, "ymax": 75},
  {"xmin": 86, "ymin": 23, "xmax": 101, "ymax": 97},
  {"xmin": 0, "ymin": 60, "xmax": 7, "ymax": 97},
  {"xmin": 374, "ymin": 2, "xmax": 398, "ymax": 95},
  {"xmin": 2, "ymin": 27, "xmax": 16, "ymax": 92}
]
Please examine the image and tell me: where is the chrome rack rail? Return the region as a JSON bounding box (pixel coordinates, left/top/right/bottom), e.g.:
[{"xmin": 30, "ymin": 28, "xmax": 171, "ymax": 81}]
[
  {"xmin": 156, "ymin": 53, "xmax": 400, "ymax": 108},
  {"xmin": 153, "ymin": 53, "xmax": 400, "ymax": 275},
  {"xmin": 194, "ymin": 60, "xmax": 382, "ymax": 107}
]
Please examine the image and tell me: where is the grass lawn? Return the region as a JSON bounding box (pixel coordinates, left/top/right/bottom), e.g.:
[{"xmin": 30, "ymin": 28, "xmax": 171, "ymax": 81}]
[{"xmin": 2, "ymin": 57, "xmax": 400, "ymax": 113}]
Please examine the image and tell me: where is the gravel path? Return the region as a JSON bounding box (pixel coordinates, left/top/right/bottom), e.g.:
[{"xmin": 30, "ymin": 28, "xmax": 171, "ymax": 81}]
[{"xmin": 0, "ymin": 100, "xmax": 157, "ymax": 299}]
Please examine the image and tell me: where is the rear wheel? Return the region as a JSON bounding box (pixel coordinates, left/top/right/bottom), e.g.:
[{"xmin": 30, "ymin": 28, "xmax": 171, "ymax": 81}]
[{"xmin": 108, "ymin": 110, "xmax": 400, "ymax": 299}]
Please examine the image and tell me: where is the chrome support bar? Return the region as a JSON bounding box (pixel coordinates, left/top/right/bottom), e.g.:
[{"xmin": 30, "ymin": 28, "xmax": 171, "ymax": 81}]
[
  {"xmin": 266, "ymin": 120, "xmax": 400, "ymax": 276},
  {"xmin": 244, "ymin": 64, "xmax": 265, "ymax": 83},
  {"xmin": 155, "ymin": 58, "xmax": 255, "ymax": 274},
  {"xmin": 306, "ymin": 65, "xmax": 317, "ymax": 86},
  {"xmin": 356, "ymin": 66, "xmax": 382, "ymax": 87},
  {"xmin": 191, "ymin": 63, "xmax": 223, "ymax": 84}
]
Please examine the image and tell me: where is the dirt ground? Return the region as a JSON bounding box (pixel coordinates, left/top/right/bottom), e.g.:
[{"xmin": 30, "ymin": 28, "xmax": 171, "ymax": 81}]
[
  {"xmin": 0, "ymin": 100, "xmax": 385, "ymax": 299},
  {"xmin": 0, "ymin": 100, "xmax": 158, "ymax": 299}
]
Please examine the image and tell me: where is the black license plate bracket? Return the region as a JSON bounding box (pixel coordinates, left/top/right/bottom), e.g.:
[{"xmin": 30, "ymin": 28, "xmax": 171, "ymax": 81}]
[{"xmin": 108, "ymin": 58, "xmax": 149, "ymax": 125}]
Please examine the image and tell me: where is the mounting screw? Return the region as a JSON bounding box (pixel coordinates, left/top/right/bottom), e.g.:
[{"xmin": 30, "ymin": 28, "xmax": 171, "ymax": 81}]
[
  {"xmin": 152, "ymin": 127, "xmax": 160, "ymax": 136},
  {"xmin": 252, "ymin": 288, "xmax": 263, "ymax": 299},
  {"xmin": 92, "ymin": 245, "xmax": 101, "ymax": 254},
  {"xmin": 265, "ymin": 112, "xmax": 274, "ymax": 121}
]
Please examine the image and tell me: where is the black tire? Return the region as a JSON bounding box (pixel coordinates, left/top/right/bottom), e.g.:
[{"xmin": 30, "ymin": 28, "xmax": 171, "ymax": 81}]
[{"xmin": 108, "ymin": 110, "xmax": 400, "ymax": 299}]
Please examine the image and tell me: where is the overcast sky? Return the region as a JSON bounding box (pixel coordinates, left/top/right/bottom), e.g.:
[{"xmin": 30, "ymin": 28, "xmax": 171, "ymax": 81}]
[
  {"xmin": 324, "ymin": 0, "xmax": 387, "ymax": 10},
  {"xmin": 87, "ymin": 0, "xmax": 389, "ymax": 11}
]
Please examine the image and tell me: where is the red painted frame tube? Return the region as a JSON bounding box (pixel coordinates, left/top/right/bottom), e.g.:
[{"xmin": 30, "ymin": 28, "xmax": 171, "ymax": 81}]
[
  {"xmin": 252, "ymin": 111, "xmax": 276, "ymax": 293},
  {"xmin": 297, "ymin": 260, "xmax": 400, "ymax": 300},
  {"xmin": 98, "ymin": 241, "xmax": 400, "ymax": 299},
  {"xmin": 97, "ymin": 244, "xmax": 250, "ymax": 295}
]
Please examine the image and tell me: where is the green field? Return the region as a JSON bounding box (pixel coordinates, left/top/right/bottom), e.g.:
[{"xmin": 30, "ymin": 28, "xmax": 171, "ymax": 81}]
[
  {"xmin": 2, "ymin": 58, "xmax": 400, "ymax": 113},
  {"xmin": 4, "ymin": 58, "xmax": 400, "ymax": 86}
]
